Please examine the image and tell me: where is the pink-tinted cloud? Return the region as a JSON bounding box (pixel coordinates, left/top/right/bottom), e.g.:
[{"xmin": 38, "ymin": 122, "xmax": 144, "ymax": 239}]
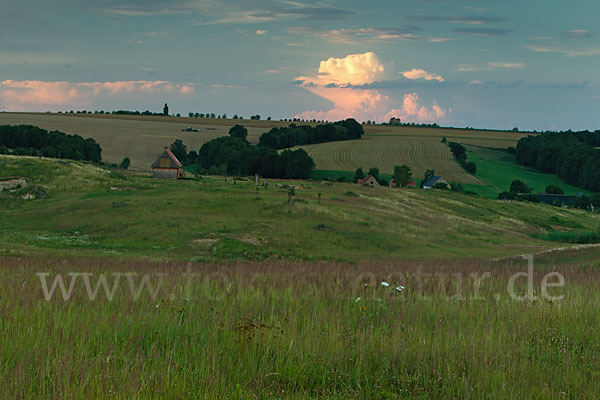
[
  {"xmin": 296, "ymin": 52, "xmax": 449, "ymax": 123},
  {"xmin": 0, "ymin": 80, "xmax": 194, "ymax": 111},
  {"xmin": 384, "ymin": 93, "xmax": 447, "ymax": 123}
]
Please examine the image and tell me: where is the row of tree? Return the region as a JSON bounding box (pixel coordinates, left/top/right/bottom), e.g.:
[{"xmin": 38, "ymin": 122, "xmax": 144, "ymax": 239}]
[
  {"xmin": 0, "ymin": 125, "xmax": 102, "ymax": 162},
  {"xmin": 446, "ymin": 140, "xmax": 477, "ymax": 174},
  {"xmin": 258, "ymin": 119, "xmax": 364, "ymax": 150},
  {"xmin": 172, "ymin": 125, "xmax": 314, "ymax": 179},
  {"xmin": 515, "ymin": 131, "xmax": 600, "ymax": 192}
]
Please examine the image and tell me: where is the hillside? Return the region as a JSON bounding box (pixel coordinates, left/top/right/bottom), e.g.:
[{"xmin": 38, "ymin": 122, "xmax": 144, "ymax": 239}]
[
  {"xmin": 1, "ymin": 155, "xmax": 598, "ymax": 261},
  {"xmin": 0, "ymin": 113, "xmax": 530, "ymax": 182}
]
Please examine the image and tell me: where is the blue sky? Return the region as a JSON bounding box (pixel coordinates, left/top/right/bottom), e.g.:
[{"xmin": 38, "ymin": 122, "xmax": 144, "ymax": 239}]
[{"xmin": 1, "ymin": 0, "xmax": 599, "ymax": 130}]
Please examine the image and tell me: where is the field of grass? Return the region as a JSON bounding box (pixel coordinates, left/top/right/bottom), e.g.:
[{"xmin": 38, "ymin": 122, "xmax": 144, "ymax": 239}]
[
  {"xmin": 3, "ymin": 155, "xmax": 600, "ymax": 398},
  {"xmin": 0, "ymin": 113, "xmax": 532, "ymax": 184},
  {"xmin": 3, "ymin": 254, "xmax": 600, "ymax": 398},
  {"xmin": 297, "ymin": 126, "xmax": 531, "ymax": 185},
  {"xmin": 466, "ymin": 146, "xmax": 591, "ymax": 197},
  {"xmin": 0, "ymin": 112, "xmax": 277, "ymax": 169},
  {"xmin": 2, "ymin": 155, "xmax": 600, "ymax": 262},
  {"xmin": 297, "ymin": 136, "xmax": 481, "ymax": 184}
]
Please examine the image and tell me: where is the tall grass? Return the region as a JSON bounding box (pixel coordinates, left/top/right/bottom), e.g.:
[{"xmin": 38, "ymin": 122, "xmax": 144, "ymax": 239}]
[{"xmin": 2, "ymin": 255, "xmax": 600, "ymax": 398}]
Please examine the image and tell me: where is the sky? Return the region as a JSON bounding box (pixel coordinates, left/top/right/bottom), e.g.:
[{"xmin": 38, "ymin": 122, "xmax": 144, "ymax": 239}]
[{"xmin": 1, "ymin": 0, "xmax": 599, "ymax": 131}]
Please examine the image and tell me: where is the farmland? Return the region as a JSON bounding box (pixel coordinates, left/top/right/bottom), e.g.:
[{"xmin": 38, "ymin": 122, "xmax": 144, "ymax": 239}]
[
  {"xmin": 0, "ymin": 112, "xmax": 276, "ymax": 169},
  {"xmin": 0, "ymin": 113, "xmax": 531, "ymax": 185}
]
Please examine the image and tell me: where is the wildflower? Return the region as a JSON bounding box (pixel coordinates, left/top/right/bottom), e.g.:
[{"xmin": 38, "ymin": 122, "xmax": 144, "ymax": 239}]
[
  {"xmin": 355, "ymin": 297, "xmax": 361, "ymax": 303},
  {"xmin": 155, "ymin": 304, "xmax": 159, "ymax": 309},
  {"xmin": 396, "ymin": 286, "xmax": 405, "ymax": 292},
  {"xmin": 381, "ymin": 281, "xmax": 390, "ymax": 287}
]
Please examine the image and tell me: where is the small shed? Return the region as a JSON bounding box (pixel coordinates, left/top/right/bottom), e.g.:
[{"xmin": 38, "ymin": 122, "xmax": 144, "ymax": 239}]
[
  {"xmin": 151, "ymin": 149, "xmax": 184, "ymax": 179},
  {"xmin": 357, "ymin": 174, "xmax": 380, "ymax": 187},
  {"xmin": 423, "ymin": 176, "xmax": 449, "ymax": 190}
]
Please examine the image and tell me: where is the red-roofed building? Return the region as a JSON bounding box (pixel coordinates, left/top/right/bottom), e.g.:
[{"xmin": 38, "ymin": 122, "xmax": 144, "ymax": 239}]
[
  {"xmin": 151, "ymin": 148, "xmax": 184, "ymax": 179},
  {"xmin": 357, "ymin": 174, "xmax": 380, "ymax": 187},
  {"xmin": 391, "ymin": 179, "xmax": 417, "ymax": 188}
]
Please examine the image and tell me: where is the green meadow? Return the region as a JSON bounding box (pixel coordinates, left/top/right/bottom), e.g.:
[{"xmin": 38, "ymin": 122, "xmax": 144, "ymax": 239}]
[
  {"xmin": 465, "ymin": 146, "xmax": 590, "ymax": 198},
  {"xmin": 2, "ymin": 155, "xmax": 600, "ymax": 398}
]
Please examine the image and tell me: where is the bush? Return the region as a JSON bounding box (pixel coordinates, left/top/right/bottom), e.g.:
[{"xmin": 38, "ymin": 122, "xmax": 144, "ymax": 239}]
[
  {"xmin": 432, "ymin": 182, "xmax": 449, "ymax": 190},
  {"xmin": 545, "ymin": 184, "xmax": 564, "ymax": 194},
  {"xmin": 510, "ymin": 180, "xmax": 531, "ymax": 194},
  {"xmin": 546, "ymin": 230, "xmax": 600, "ymax": 244},
  {"xmin": 462, "ymin": 161, "xmax": 477, "ymax": 174},
  {"xmin": 498, "ymin": 191, "xmax": 518, "ymax": 200},
  {"xmin": 119, "ymin": 157, "xmax": 130, "ymax": 170},
  {"xmin": 344, "ymin": 191, "xmax": 359, "ymax": 197}
]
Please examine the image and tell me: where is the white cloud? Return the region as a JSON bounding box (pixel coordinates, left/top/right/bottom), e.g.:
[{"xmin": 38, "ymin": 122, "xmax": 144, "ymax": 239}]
[
  {"xmin": 487, "ymin": 62, "xmax": 526, "ymax": 69},
  {"xmin": 297, "ymin": 52, "xmax": 387, "ymax": 86},
  {"xmin": 401, "ymin": 69, "xmax": 444, "ymax": 82},
  {"xmin": 255, "ymin": 30, "xmax": 267, "ymax": 35},
  {"xmin": 456, "ymin": 61, "xmax": 526, "ymax": 71},
  {"xmin": 564, "ymin": 29, "xmax": 593, "ymax": 38},
  {"xmin": 525, "ymin": 44, "xmax": 600, "ymax": 57}
]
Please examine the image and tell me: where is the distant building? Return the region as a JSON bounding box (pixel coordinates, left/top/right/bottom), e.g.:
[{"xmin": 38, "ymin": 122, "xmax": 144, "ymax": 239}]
[
  {"xmin": 391, "ymin": 179, "xmax": 417, "ymax": 188},
  {"xmin": 357, "ymin": 174, "xmax": 380, "ymax": 187},
  {"xmin": 151, "ymin": 149, "xmax": 184, "ymax": 179},
  {"xmin": 423, "ymin": 176, "xmax": 450, "ymax": 190}
]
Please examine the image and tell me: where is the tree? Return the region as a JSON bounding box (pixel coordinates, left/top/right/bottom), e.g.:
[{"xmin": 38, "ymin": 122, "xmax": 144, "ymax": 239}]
[
  {"xmin": 545, "ymin": 184, "xmax": 564, "ymax": 195},
  {"xmin": 510, "ymin": 180, "xmax": 531, "ymax": 194},
  {"xmin": 163, "ymin": 103, "xmax": 169, "ymax": 116},
  {"xmin": 229, "ymin": 125, "xmax": 248, "ymax": 141},
  {"xmin": 424, "ymin": 169, "xmax": 435, "ymax": 183},
  {"xmin": 463, "ymin": 161, "xmax": 477, "ymax": 174},
  {"xmin": 393, "ymin": 165, "xmax": 412, "ymax": 187},
  {"xmin": 170, "ymin": 139, "xmax": 187, "ymax": 164},
  {"xmin": 353, "ymin": 167, "xmax": 365, "ymax": 183},
  {"xmin": 188, "ymin": 112, "xmax": 194, "ymax": 118},
  {"xmin": 119, "ymin": 157, "xmax": 130, "ymax": 170},
  {"xmin": 368, "ymin": 167, "xmax": 380, "ymax": 179}
]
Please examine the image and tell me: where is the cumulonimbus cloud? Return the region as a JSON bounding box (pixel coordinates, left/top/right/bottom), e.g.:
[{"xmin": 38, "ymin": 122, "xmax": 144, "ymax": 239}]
[
  {"xmin": 297, "ymin": 52, "xmax": 388, "ymax": 87},
  {"xmin": 296, "ymin": 52, "xmax": 448, "ymax": 123},
  {"xmin": 0, "ymin": 80, "xmax": 195, "ymax": 111}
]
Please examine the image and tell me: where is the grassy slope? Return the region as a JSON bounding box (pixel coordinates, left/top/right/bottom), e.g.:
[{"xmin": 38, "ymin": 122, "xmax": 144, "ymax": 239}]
[
  {"xmin": 3, "ymin": 155, "xmax": 600, "ymax": 398},
  {"xmin": 1, "ymin": 155, "xmax": 599, "ymax": 261},
  {"xmin": 466, "ymin": 146, "xmax": 590, "ymax": 198}
]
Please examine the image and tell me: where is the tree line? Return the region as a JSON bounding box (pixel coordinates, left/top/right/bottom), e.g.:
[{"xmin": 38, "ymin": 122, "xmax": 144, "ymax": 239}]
[
  {"xmin": 445, "ymin": 140, "xmax": 477, "ymax": 175},
  {"xmin": 258, "ymin": 119, "xmax": 364, "ymax": 150},
  {"xmin": 515, "ymin": 130, "xmax": 600, "ymax": 192},
  {"xmin": 0, "ymin": 125, "xmax": 102, "ymax": 162},
  {"xmin": 171, "ymin": 125, "xmax": 314, "ymax": 179}
]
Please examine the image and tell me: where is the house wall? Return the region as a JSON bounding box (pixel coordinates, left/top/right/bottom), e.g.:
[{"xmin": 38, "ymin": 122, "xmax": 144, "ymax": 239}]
[{"xmin": 152, "ymin": 168, "xmax": 179, "ymax": 179}]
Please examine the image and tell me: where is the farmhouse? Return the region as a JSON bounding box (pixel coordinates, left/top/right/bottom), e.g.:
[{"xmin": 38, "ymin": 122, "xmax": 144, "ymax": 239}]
[
  {"xmin": 357, "ymin": 175, "xmax": 380, "ymax": 187},
  {"xmin": 423, "ymin": 176, "xmax": 450, "ymax": 190},
  {"xmin": 151, "ymin": 148, "xmax": 184, "ymax": 179}
]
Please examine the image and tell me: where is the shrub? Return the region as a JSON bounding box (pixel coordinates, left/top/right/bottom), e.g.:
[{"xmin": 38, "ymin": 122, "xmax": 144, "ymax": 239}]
[
  {"xmin": 510, "ymin": 180, "xmax": 531, "ymax": 194},
  {"xmin": 545, "ymin": 184, "xmax": 564, "ymax": 194}
]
